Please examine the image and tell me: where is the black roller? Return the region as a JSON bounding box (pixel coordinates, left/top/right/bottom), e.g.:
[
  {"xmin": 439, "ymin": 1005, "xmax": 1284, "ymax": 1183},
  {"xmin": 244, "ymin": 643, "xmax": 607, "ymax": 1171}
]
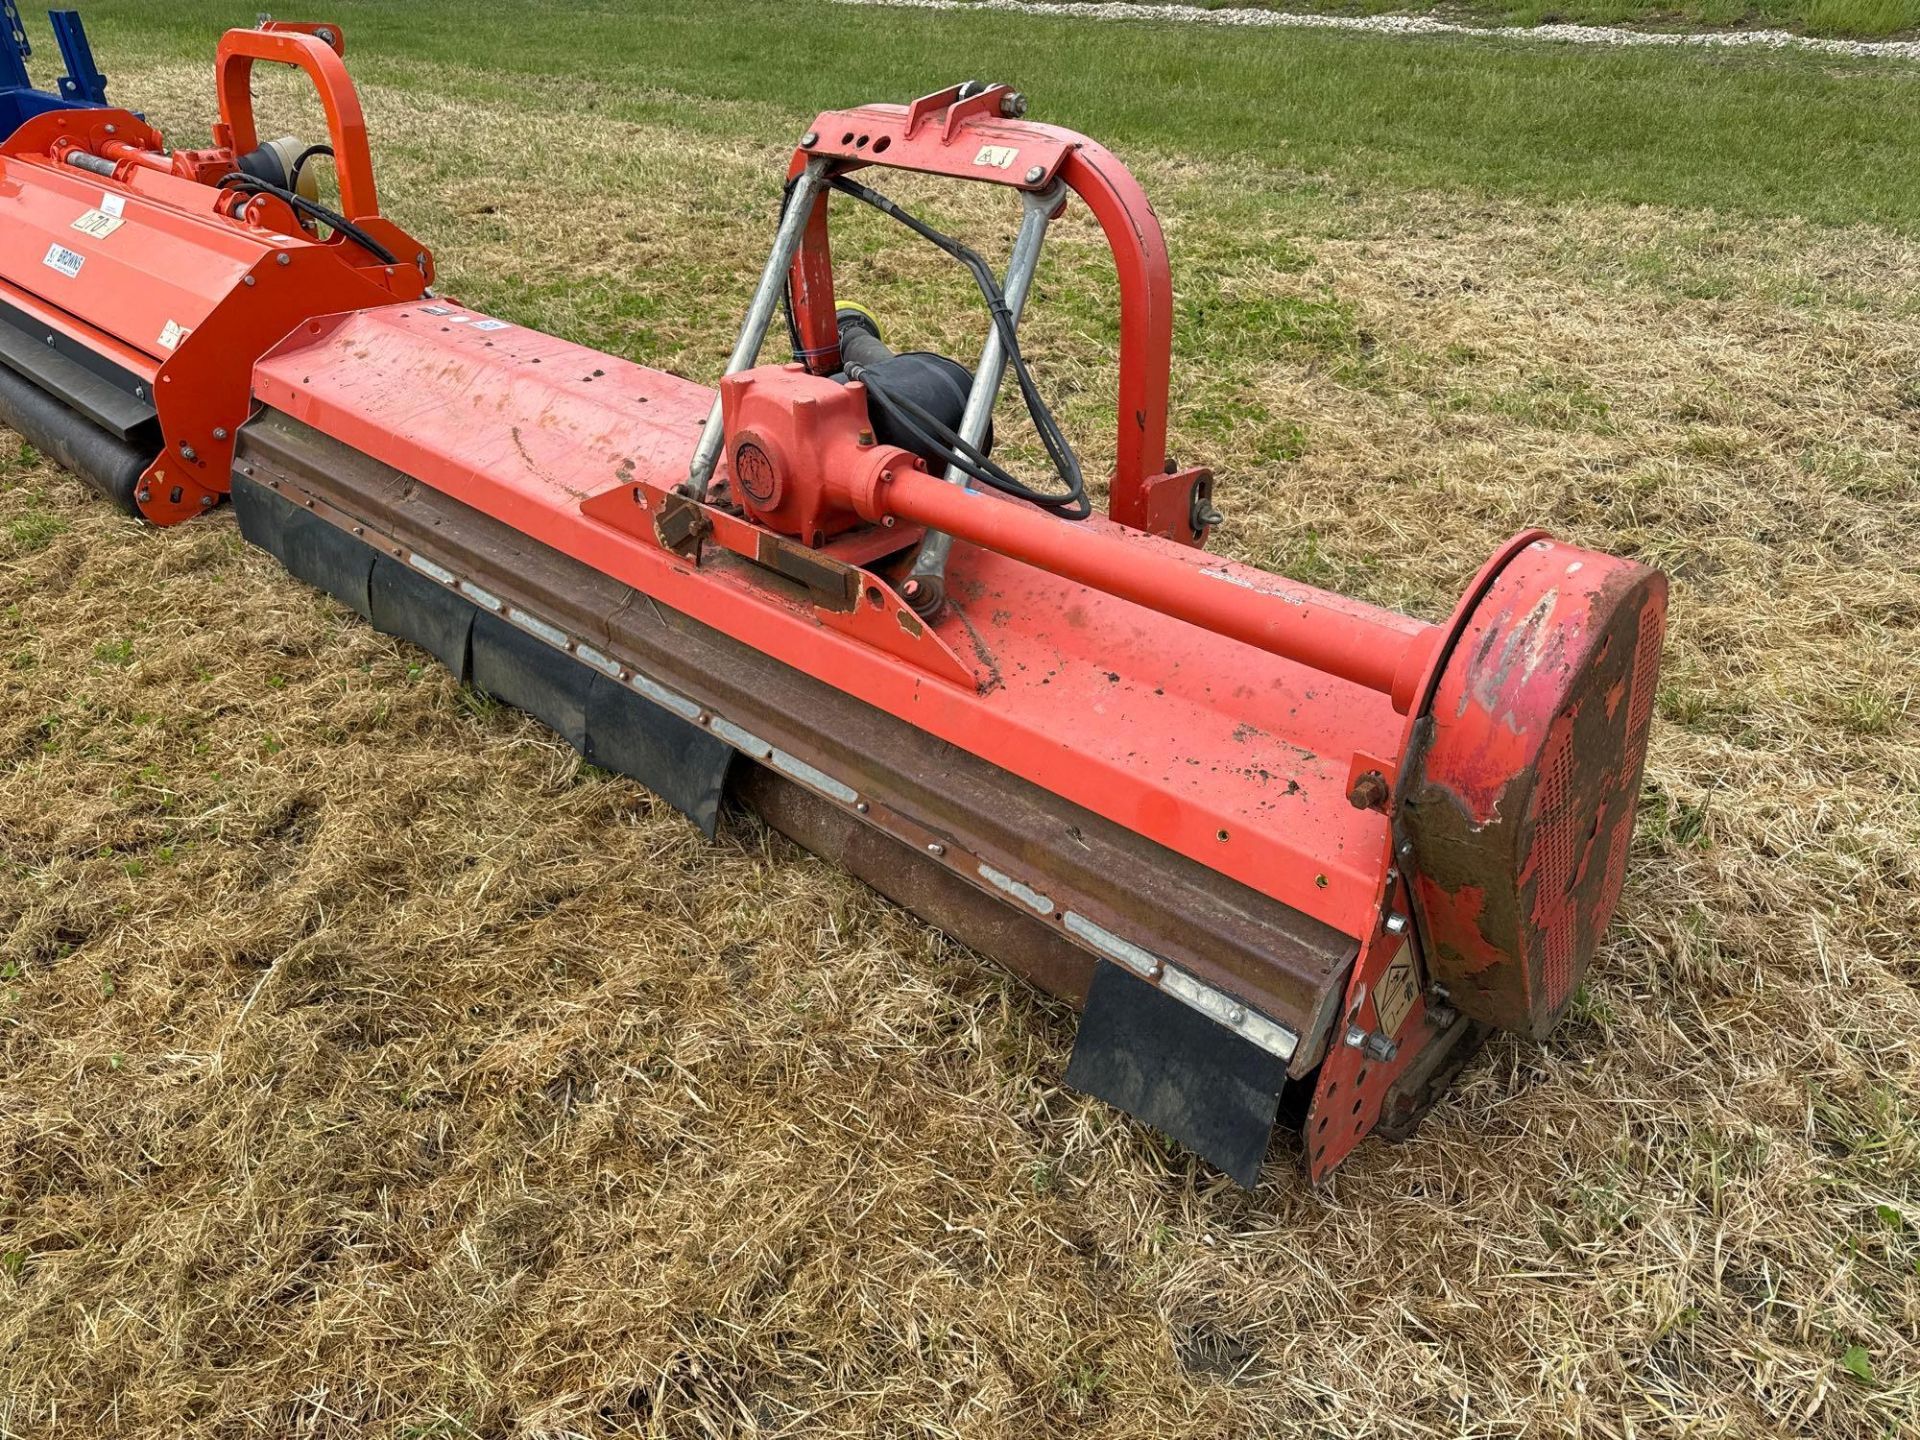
[
  {"xmin": 833, "ymin": 316, "xmax": 986, "ymax": 470},
  {"xmin": 0, "ymin": 360, "xmax": 156, "ymax": 513}
]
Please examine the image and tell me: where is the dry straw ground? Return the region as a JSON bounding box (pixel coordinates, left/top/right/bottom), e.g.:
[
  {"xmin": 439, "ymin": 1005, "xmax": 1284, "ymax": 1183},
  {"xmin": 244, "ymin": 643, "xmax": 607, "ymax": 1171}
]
[{"xmin": 3, "ymin": 48, "xmax": 1918, "ymax": 1440}]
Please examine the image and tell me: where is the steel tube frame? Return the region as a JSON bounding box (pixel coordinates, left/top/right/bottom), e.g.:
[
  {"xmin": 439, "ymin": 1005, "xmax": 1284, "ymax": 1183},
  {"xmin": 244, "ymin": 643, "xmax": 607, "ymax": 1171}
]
[
  {"xmin": 685, "ymin": 158, "xmax": 830, "ymax": 496},
  {"xmin": 903, "ymin": 183, "xmax": 1058, "ymax": 604}
]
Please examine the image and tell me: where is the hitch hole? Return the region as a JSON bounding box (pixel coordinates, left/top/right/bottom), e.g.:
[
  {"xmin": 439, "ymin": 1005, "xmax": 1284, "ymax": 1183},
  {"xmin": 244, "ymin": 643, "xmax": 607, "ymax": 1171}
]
[
  {"xmin": 855, "ymin": 134, "xmax": 869, "ymax": 149},
  {"xmin": 841, "ymin": 131, "xmax": 855, "ymax": 144},
  {"xmin": 865, "ymin": 585, "xmax": 884, "ymax": 608},
  {"xmin": 872, "ymin": 136, "xmax": 891, "ymax": 153},
  {"xmin": 1350, "ymin": 1097, "xmax": 1363, "ymax": 1116},
  {"xmin": 1215, "ymin": 828, "xmax": 1229, "ymax": 842}
]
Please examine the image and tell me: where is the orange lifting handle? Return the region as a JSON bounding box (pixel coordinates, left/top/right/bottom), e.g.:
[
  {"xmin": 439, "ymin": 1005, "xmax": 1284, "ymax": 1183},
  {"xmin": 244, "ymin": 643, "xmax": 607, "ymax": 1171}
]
[{"xmin": 213, "ymin": 22, "xmax": 380, "ymax": 222}]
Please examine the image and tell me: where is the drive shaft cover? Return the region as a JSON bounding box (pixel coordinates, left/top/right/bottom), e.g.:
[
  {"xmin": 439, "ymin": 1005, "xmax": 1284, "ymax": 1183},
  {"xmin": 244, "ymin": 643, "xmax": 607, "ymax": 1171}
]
[{"xmin": 1403, "ymin": 538, "xmax": 1667, "ymax": 1038}]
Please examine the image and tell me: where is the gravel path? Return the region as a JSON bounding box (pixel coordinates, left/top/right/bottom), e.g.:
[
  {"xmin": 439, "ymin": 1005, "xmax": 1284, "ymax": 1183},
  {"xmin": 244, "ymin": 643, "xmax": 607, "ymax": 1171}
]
[{"xmin": 836, "ymin": 0, "xmax": 1920, "ymax": 61}]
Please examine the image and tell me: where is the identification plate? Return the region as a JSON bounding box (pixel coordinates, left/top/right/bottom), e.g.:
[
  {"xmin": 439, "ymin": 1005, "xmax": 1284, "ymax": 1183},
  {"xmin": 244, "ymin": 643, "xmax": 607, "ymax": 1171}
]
[
  {"xmin": 1373, "ymin": 941, "xmax": 1419, "ymax": 1036},
  {"xmin": 41, "ymin": 242, "xmax": 84, "ymax": 278},
  {"xmin": 72, "ymin": 207, "xmax": 124, "ymax": 239}
]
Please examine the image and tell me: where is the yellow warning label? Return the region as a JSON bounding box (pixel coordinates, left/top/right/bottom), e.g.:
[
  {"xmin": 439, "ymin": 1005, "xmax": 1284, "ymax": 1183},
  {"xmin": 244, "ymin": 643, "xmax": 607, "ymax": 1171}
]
[
  {"xmin": 72, "ymin": 208, "xmax": 125, "ymax": 240},
  {"xmin": 1373, "ymin": 941, "xmax": 1418, "ymax": 1035}
]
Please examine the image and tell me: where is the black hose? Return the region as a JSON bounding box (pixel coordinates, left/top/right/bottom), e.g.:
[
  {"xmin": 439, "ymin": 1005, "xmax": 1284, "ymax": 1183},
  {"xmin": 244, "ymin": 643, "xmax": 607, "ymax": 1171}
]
[
  {"xmin": 778, "ymin": 172, "xmax": 1089, "ymax": 520},
  {"xmin": 217, "ymin": 171, "xmax": 398, "ymax": 267},
  {"xmin": 287, "ymin": 142, "xmax": 334, "ymax": 195}
]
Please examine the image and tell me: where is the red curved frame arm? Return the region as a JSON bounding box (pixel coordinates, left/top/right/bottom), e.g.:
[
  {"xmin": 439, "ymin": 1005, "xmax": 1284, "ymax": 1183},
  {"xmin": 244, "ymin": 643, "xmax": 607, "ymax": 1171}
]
[
  {"xmin": 781, "ymin": 93, "xmax": 1175, "ymax": 519},
  {"xmin": 213, "ymin": 25, "xmax": 380, "ymax": 222}
]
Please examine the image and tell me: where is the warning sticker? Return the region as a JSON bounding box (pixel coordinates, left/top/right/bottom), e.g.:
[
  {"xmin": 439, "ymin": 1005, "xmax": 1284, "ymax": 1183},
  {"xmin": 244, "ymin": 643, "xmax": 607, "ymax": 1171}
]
[
  {"xmin": 471, "ymin": 318, "xmax": 510, "ymax": 332},
  {"xmin": 100, "ymin": 193, "xmax": 126, "ymax": 218},
  {"xmin": 973, "ymin": 144, "xmax": 1018, "ymax": 170},
  {"xmin": 1373, "ymin": 941, "xmax": 1418, "ymax": 1036},
  {"xmin": 73, "ymin": 207, "xmax": 123, "ymax": 239},
  {"xmin": 41, "ymin": 242, "xmax": 84, "ymax": 278},
  {"xmin": 157, "ymin": 320, "xmax": 189, "ymax": 351}
]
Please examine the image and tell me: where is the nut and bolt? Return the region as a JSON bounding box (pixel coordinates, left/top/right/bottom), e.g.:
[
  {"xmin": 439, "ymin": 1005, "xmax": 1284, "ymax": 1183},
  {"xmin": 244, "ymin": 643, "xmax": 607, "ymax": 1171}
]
[
  {"xmin": 212, "ymin": 427, "xmax": 228, "ymax": 441},
  {"xmin": 1344, "ymin": 1024, "xmax": 1399, "ymax": 1063},
  {"xmin": 999, "ymin": 91, "xmax": 1028, "ymax": 118},
  {"xmin": 1347, "ymin": 769, "xmax": 1389, "ymax": 811},
  {"xmin": 135, "ymin": 489, "xmax": 150, "ymax": 504},
  {"xmin": 1384, "ymin": 912, "xmax": 1410, "ymax": 937},
  {"xmin": 800, "ymin": 131, "xmax": 819, "ymax": 148},
  {"xmin": 926, "ymin": 841, "xmax": 945, "ymax": 857},
  {"xmin": 1023, "ymin": 164, "xmax": 1046, "ymax": 184},
  {"xmin": 275, "ymin": 252, "xmax": 291, "ymax": 266},
  {"xmin": 179, "ymin": 443, "xmax": 198, "ymax": 462},
  {"xmin": 199, "ymin": 494, "xmax": 215, "ymax": 508}
]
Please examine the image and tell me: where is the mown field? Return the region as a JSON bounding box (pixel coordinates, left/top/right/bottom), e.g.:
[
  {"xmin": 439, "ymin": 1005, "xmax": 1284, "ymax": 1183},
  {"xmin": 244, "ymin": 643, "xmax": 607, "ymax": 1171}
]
[{"xmin": 2, "ymin": 1, "xmax": 1917, "ymax": 1436}]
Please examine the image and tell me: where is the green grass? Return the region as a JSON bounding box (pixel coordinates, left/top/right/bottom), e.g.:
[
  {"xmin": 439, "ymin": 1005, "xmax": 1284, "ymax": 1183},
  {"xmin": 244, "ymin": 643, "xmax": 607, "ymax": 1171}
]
[
  {"xmin": 1033, "ymin": 0, "xmax": 1920, "ymax": 39},
  {"xmin": 58, "ymin": 0, "xmax": 1920, "ymax": 231}
]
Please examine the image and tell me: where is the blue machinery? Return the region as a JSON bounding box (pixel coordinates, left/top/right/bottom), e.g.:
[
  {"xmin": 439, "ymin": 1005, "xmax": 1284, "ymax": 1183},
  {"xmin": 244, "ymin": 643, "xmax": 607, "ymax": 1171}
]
[{"xmin": 0, "ymin": 3, "xmax": 109, "ymax": 135}]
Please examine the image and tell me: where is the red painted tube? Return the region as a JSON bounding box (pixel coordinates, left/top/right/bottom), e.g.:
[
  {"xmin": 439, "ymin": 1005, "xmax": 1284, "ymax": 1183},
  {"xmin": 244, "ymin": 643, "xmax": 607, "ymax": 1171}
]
[{"xmin": 881, "ymin": 469, "xmax": 1437, "ymax": 707}]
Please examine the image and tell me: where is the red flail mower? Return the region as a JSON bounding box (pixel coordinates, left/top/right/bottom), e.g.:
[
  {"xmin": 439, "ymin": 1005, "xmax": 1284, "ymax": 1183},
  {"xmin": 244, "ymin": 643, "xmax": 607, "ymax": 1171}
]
[{"xmin": 1, "ymin": 20, "xmax": 1666, "ymax": 1185}]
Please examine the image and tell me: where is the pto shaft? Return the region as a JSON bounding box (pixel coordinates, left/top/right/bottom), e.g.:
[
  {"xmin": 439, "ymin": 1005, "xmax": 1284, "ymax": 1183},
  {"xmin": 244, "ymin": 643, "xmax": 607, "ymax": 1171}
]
[{"xmin": 877, "ymin": 467, "xmax": 1436, "ymax": 708}]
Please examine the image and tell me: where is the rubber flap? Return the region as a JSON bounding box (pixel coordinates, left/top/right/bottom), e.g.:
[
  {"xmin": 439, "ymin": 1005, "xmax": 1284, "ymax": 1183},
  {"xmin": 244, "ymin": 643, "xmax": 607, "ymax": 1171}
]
[
  {"xmin": 369, "ymin": 553, "xmax": 473, "ymax": 684},
  {"xmin": 1065, "ymin": 961, "xmax": 1289, "ymax": 1187}
]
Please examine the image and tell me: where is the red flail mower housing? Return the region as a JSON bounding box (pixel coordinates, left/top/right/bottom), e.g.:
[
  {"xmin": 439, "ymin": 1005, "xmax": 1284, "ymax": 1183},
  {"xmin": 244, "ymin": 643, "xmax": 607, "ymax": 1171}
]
[{"xmin": 1, "ymin": 22, "xmax": 1666, "ymax": 1185}]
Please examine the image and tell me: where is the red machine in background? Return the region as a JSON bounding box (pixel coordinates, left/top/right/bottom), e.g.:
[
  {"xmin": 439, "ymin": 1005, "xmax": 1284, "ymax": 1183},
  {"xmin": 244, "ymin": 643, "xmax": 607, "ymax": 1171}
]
[
  {"xmin": 0, "ymin": 24, "xmax": 1665, "ymax": 1186},
  {"xmin": 0, "ymin": 21, "xmax": 425, "ymax": 521}
]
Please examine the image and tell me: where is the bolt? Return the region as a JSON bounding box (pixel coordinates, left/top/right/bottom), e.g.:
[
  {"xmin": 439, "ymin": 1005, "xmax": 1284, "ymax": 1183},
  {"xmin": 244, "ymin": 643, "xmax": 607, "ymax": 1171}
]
[
  {"xmin": 1023, "ymin": 164, "xmax": 1045, "ymax": 184},
  {"xmin": 800, "ymin": 131, "xmax": 819, "ymax": 148},
  {"xmin": 1226, "ymin": 1003, "xmax": 1246, "ymax": 1025},
  {"xmin": 134, "ymin": 385, "xmax": 145, "ymax": 399},
  {"xmin": 855, "ymin": 801, "xmax": 869, "ymax": 814},
  {"xmin": 1347, "ymin": 769, "xmax": 1389, "ymax": 811},
  {"xmin": 212, "ymin": 427, "xmax": 228, "ymax": 441},
  {"xmin": 275, "ymin": 252, "xmax": 291, "ymax": 266},
  {"xmin": 1397, "ymin": 840, "xmax": 1415, "ymax": 862},
  {"xmin": 1384, "ymin": 913, "xmax": 1410, "ymax": 937},
  {"xmin": 199, "ymin": 493, "xmax": 214, "ymax": 507},
  {"xmin": 1427, "ymin": 1003, "xmax": 1459, "ymax": 1031},
  {"xmin": 104, "ymin": 123, "xmax": 117, "ymax": 135},
  {"xmin": 926, "ymin": 841, "xmax": 945, "ymax": 857},
  {"xmin": 1363, "ymin": 1032, "xmax": 1399, "ymax": 1064},
  {"xmin": 315, "ymin": 26, "xmax": 337, "ymax": 46},
  {"xmin": 1344, "ymin": 1024, "xmax": 1367, "ymax": 1050},
  {"xmin": 242, "ymin": 275, "xmax": 256, "ymax": 287},
  {"xmin": 999, "ymin": 91, "xmax": 1028, "ymax": 118},
  {"xmin": 135, "ymin": 489, "xmax": 150, "ymax": 504},
  {"xmin": 179, "ymin": 444, "xmax": 198, "ymax": 462}
]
